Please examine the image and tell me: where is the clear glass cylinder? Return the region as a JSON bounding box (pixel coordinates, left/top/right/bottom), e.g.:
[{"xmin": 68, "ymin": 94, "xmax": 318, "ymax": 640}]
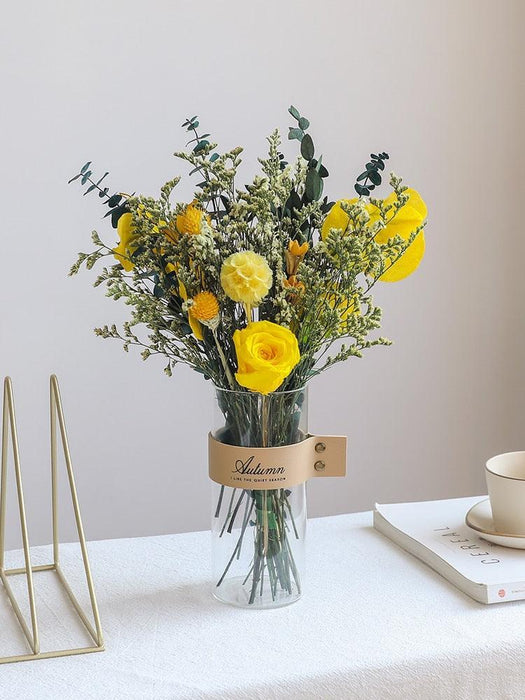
[{"xmin": 211, "ymin": 386, "xmax": 308, "ymax": 609}]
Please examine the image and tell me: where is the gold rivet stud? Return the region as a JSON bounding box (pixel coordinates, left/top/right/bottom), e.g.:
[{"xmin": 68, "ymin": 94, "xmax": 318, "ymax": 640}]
[
  {"xmin": 315, "ymin": 442, "xmax": 326, "ymax": 453},
  {"xmin": 314, "ymin": 460, "xmax": 326, "ymax": 472}
]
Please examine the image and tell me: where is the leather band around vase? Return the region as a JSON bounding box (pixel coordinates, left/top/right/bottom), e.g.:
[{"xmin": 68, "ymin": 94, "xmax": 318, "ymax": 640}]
[{"xmin": 208, "ymin": 433, "xmax": 347, "ymax": 490}]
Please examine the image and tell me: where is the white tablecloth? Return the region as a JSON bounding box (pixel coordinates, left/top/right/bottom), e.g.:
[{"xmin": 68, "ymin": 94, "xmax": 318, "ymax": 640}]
[{"xmin": 0, "ymin": 511, "xmax": 524, "ymax": 699}]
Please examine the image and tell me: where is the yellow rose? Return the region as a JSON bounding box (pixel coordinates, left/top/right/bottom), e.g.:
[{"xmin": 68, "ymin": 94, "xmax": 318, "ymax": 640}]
[
  {"xmin": 233, "ymin": 321, "xmax": 300, "ymax": 394},
  {"xmin": 321, "ymin": 189, "xmax": 427, "ymax": 282},
  {"xmin": 220, "ymin": 251, "xmax": 273, "ymax": 306},
  {"xmin": 113, "ymin": 212, "xmax": 136, "ymax": 271}
]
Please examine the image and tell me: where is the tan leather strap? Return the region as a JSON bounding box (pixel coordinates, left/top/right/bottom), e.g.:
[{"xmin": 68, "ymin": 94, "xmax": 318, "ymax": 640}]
[{"xmin": 208, "ymin": 433, "xmax": 347, "ymax": 490}]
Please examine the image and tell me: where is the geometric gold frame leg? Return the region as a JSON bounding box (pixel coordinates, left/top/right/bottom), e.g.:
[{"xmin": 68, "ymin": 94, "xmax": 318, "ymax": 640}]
[
  {"xmin": 0, "ymin": 375, "xmax": 104, "ymax": 664},
  {"xmin": 49, "ymin": 374, "xmax": 104, "ymax": 651},
  {"xmin": 0, "ymin": 377, "xmax": 40, "ymax": 657}
]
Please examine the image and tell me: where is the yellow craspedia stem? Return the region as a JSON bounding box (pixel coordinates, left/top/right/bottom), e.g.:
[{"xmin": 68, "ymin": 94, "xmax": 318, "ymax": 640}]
[
  {"xmin": 220, "ymin": 251, "xmax": 273, "ymax": 306},
  {"xmin": 113, "ymin": 212, "xmax": 135, "ymax": 271},
  {"xmin": 176, "ymin": 201, "xmax": 210, "ymax": 235},
  {"xmin": 190, "ymin": 291, "xmax": 219, "ymax": 322},
  {"xmin": 233, "ymin": 320, "xmax": 300, "ymax": 394}
]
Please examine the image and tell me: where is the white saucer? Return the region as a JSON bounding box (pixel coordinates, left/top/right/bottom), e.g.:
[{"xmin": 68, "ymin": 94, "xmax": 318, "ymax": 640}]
[{"xmin": 465, "ymin": 498, "xmax": 525, "ymax": 549}]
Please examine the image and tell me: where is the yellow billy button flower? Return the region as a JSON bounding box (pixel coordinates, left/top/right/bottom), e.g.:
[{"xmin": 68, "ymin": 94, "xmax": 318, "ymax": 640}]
[
  {"xmin": 321, "ymin": 189, "xmax": 427, "ymax": 282},
  {"xmin": 176, "ymin": 201, "xmax": 211, "ymax": 235},
  {"xmin": 189, "ymin": 291, "xmax": 219, "ymax": 324},
  {"xmin": 220, "ymin": 251, "xmax": 273, "ymax": 308},
  {"xmin": 233, "ymin": 321, "xmax": 300, "ymax": 395},
  {"xmin": 113, "ymin": 212, "xmax": 136, "ymax": 271}
]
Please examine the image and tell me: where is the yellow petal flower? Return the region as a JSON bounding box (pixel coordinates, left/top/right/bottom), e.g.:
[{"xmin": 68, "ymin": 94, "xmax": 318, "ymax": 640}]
[
  {"xmin": 220, "ymin": 251, "xmax": 273, "ymax": 306},
  {"xmin": 233, "ymin": 321, "xmax": 300, "ymax": 394},
  {"xmin": 321, "ymin": 200, "xmax": 353, "ymax": 240},
  {"xmin": 321, "ymin": 189, "xmax": 427, "ymax": 282},
  {"xmin": 374, "ymin": 189, "xmax": 427, "ymax": 282},
  {"xmin": 113, "ymin": 212, "xmax": 135, "ymax": 271}
]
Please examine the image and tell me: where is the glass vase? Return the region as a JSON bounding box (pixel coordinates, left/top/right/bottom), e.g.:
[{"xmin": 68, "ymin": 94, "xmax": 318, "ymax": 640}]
[{"xmin": 211, "ymin": 386, "xmax": 307, "ymax": 609}]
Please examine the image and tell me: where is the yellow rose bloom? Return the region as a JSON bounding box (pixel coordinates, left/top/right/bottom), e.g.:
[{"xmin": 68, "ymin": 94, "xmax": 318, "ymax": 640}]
[
  {"xmin": 233, "ymin": 320, "xmax": 300, "ymax": 394},
  {"xmin": 176, "ymin": 201, "xmax": 211, "ymax": 235},
  {"xmin": 113, "ymin": 212, "xmax": 136, "ymax": 271},
  {"xmin": 321, "ymin": 189, "xmax": 427, "ymax": 282},
  {"xmin": 220, "ymin": 251, "xmax": 273, "ymax": 306}
]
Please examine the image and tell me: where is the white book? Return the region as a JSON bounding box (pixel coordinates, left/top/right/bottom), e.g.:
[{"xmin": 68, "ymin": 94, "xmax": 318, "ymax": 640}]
[{"xmin": 374, "ymin": 496, "xmax": 525, "ymax": 604}]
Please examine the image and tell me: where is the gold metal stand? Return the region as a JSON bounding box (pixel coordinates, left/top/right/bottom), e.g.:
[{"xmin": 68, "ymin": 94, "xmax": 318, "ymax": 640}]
[{"xmin": 0, "ymin": 375, "xmax": 104, "ymax": 664}]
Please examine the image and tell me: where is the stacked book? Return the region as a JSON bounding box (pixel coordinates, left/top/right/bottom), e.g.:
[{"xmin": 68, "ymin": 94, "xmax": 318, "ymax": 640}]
[{"xmin": 374, "ymin": 496, "xmax": 525, "ymax": 604}]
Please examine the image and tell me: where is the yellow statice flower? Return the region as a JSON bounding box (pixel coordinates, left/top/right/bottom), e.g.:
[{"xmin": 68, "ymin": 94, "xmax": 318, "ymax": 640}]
[
  {"xmin": 220, "ymin": 251, "xmax": 273, "ymax": 306},
  {"xmin": 190, "ymin": 291, "xmax": 219, "ymax": 322},
  {"xmin": 176, "ymin": 201, "xmax": 211, "ymax": 235},
  {"xmin": 113, "ymin": 212, "xmax": 136, "ymax": 271},
  {"xmin": 233, "ymin": 321, "xmax": 300, "ymax": 394},
  {"xmin": 321, "ymin": 189, "xmax": 427, "ymax": 282}
]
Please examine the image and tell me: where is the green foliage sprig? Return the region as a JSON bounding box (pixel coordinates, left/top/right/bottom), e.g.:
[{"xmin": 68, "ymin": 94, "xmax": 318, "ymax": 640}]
[
  {"xmin": 68, "ymin": 163, "xmax": 129, "ymax": 228},
  {"xmin": 354, "ymin": 152, "xmax": 390, "ymax": 197}
]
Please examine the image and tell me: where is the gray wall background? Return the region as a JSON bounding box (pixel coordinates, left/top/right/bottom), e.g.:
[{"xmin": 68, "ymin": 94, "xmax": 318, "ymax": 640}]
[{"xmin": 1, "ymin": 0, "xmax": 524, "ymax": 549}]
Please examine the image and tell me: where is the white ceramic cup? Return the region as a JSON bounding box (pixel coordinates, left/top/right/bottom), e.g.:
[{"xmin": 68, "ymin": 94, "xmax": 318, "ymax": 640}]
[{"xmin": 486, "ymin": 451, "xmax": 525, "ymax": 535}]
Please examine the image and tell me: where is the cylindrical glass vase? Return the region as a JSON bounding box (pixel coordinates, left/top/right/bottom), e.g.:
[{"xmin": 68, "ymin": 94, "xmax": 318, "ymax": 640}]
[{"xmin": 211, "ymin": 386, "xmax": 307, "ymax": 609}]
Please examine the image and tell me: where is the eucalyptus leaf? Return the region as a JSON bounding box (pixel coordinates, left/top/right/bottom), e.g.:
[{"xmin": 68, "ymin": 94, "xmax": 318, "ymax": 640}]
[
  {"xmin": 193, "ymin": 140, "xmax": 209, "ymax": 153},
  {"xmin": 298, "ymin": 116, "xmax": 310, "ymax": 130},
  {"xmin": 305, "ymin": 168, "xmax": 322, "ymax": 200},
  {"xmin": 288, "ymin": 127, "xmax": 304, "ymax": 141},
  {"xmin": 301, "ymin": 134, "xmax": 314, "ymax": 160},
  {"xmin": 107, "ymin": 194, "xmax": 122, "ymax": 207},
  {"xmin": 81, "ymin": 162, "xmax": 91, "ymax": 174},
  {"xmin": 355, "ymin": 183, "xmax": 370, "ymax": 196}
]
